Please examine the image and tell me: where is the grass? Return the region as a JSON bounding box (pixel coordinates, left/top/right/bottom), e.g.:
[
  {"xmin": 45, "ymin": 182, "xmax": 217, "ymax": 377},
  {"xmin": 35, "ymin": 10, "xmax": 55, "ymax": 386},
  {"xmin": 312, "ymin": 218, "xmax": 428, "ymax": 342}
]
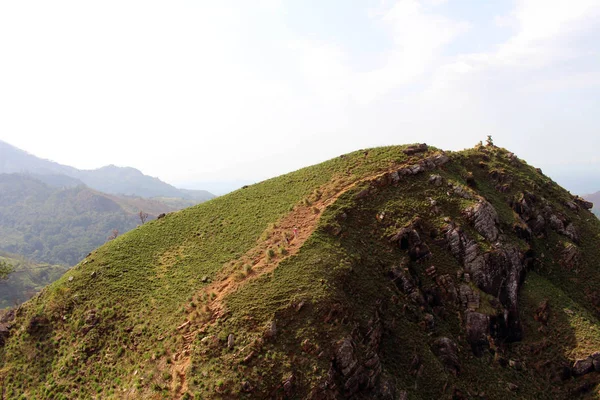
[{"xmin": 2, "ymin": 144, "xmax": 600, "ymax": 399}]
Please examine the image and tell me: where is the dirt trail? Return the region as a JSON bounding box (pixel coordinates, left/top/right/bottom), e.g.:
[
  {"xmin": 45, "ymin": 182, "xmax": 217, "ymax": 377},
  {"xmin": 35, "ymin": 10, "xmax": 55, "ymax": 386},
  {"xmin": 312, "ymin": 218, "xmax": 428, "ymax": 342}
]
[
  {"xmin": 170, "ymin": 181, "xmax": 344, "ymax": 397},
  {"xmin": 169, "ymin": 153, "xmax": 440, "ymax": 398}
]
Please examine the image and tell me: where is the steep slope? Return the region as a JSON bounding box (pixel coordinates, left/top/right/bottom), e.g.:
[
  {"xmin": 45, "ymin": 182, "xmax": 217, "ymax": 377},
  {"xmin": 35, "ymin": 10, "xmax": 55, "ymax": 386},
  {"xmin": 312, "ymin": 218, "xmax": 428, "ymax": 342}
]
[
  {"xmin": 1, "ymin": 144, "xmax": 600, "ymax": 399},
  {"xmin": 584, "ymin": 191, "xmax": 600, "ymax": 217},
  {"xmin": 0, "ymin": 174, "xmax": 179, "ymax": 265},
  {"xmin": 0, "ymin": 140, "xmax": 215, "ymax": 200},
  {"xmin": 0, "ymin": 252, "xmax": 68, "ymax": 309}
]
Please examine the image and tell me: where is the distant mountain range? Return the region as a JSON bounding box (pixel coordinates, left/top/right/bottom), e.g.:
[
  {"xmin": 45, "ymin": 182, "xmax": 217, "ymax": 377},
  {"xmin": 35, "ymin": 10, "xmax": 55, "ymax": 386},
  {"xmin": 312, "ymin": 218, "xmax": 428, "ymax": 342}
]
[
  {"xmin": 0, "ymin": 140, "xmax": 215, "ymax": 200},
  {"xmin": 0, "ymin": 173, "xmax": 180, "ymax": 265}
]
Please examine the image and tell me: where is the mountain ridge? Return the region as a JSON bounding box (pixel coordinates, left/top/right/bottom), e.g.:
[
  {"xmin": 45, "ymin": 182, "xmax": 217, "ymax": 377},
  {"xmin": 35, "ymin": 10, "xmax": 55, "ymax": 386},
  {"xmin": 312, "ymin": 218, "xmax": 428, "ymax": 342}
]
[
  {"xmin": 1, "ymin": 143, "xmax": 600, "ymax": 399},
  {"xmin": 0, "ymin": 139, "xmax": 214, "ymax": 200}
]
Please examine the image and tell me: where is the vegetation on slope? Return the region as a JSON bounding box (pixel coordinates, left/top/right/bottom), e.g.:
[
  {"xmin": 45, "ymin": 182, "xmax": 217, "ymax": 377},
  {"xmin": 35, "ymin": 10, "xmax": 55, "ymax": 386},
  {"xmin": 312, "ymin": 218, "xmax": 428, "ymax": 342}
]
[{"xmin": 1, "ymin": 143, "xmax": 600, "ymax": 399}]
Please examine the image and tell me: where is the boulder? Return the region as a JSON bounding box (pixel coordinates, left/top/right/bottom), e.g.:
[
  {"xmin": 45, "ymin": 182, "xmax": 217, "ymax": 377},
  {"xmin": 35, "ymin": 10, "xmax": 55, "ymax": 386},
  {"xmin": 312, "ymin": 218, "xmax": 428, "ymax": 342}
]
[
  {"xmin": 403, "ymin": 143, "xmax": 428, "ymax": 155},
  {"xmin": 464, "ymin": 200, "xmax": 499, "ymax": 242},
  {"xmin": 433, "ymin": 337, "xmax": 460, "ymax": 375},
  {"xmin": 574, "ymin": 196, "xmax": 593, "ymax": 210},
  {"xmin": 572, "ymin": 357, "xmax": 594, "ymax": 376}
]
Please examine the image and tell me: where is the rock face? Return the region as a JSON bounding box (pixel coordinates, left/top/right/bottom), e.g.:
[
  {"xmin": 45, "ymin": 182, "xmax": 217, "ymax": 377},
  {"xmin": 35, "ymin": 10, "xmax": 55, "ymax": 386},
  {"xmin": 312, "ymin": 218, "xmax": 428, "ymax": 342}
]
[
  {"xmin": 312, "ymin": 312, "xmax": 388, "ymax": 399},
  {"xmin": 464, "ymin": 200, "xmax": 499, "ymax": 242},
  {"xmin": 389, "ymin": 220, "xmax": 431, "ymax": 262},
  {"xmin": 465, "ymin": 312, "xmax": 490, "ymax": 356},
  {"xmin": 443, "ymin": 223, "xmax": 525, "ymax": 344},
  {"xmin": 433, "ymin": 337, "xmax": 460, "ymax": 375}
]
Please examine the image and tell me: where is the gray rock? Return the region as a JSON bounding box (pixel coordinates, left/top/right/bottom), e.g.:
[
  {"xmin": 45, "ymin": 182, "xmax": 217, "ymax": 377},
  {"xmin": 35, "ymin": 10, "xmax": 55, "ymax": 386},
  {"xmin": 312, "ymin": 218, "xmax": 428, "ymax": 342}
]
[
  {"xmin": 465, "ymin": 311, "xmax": 490, "ymax": 357},
  {"xmin": 433, "ymin": 337, "xmax": 460, "ymax": 375},
  {"xmin": 403, "ymin": 143, "xmax": 428, "ymax": 155},
  {"xmin": 336, "ymin": 338, "xmax": 358, "ymax": 377},
  {"xmin": 227, "ymin": 334, "xmax": 235, "ymax": 349},
  {"xmin": 429, "ymin": 174, "xmax": 444, "ymax": 186},
  {"xmin": 592, "ymin": 353, "xmax": 600, "ymax": 372},
  {"xmin": 572, "ymin": 357, "xmax": 594, "ymax": 376},
  {"xmin": 574, "ymin": 196, "xmax": 593, "ymax": 210},
  {"xmin": 464, "ymin": 200, "xmax": 499, "ymax": 242}
]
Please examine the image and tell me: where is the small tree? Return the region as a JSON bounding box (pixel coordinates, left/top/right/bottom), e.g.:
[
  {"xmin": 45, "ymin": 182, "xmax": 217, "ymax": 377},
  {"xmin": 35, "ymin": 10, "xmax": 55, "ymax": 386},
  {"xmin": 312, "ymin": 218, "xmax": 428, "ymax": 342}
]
[
  {"xmin": 486, "ymin": 135, "xmax": 494, "ymax": 147},
  {"xmin": 107, "ymin": 229, "xmax": 119, "ymax": 241},
  {"xmin": 0, "ymin": 260, "xmax": 14, "ymax": 281},
  {"xmin": 138, "ymin": 210, "xmax": 149, "ymax": 225}
]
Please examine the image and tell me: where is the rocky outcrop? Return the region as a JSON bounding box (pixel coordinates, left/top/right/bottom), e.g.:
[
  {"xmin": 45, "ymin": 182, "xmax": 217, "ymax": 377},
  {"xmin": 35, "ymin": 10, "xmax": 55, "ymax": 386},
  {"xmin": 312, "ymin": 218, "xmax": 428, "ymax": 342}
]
[
  {"xmin": 389, "ymin": 220, "xmax": 431, "ymax": 262},
  {"xmin": 433, "ymin": 337, "xmax": 460, "ymax": 375},
  {"xmin": 574, "ymin": 196, "xmax": 593, "ymax": 210},
  {"xmin": 560, "ymin": 243, "xmax": 581, "ymax": 271},
  {"xmin": 403, "ymin": 143, "xmax": 428, "ymax": 155},
  {"xmin": 465, "ymin": 311, "xmax": 490, "ymax": 356},
  {"xmin": 464, "ymin": 200, "xmax": 499, "ymax": 242},
  {"xmin": 443, "ymin": 223, "xmax": 526, "ymax": 345},
  {"xmin": 312, "ymin": 313, "xmax": 390, "ymax": 399}
]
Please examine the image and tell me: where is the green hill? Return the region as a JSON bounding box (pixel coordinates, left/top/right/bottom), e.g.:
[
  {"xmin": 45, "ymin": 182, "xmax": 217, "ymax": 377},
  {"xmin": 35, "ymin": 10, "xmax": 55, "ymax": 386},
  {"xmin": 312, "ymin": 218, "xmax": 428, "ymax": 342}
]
[
  {"xmin": 0, "ymin": 252, "xmax": 69, "ymax": 309},
  {"xmin": 1, "ymin": 144, "xmax": 600, "ymax": 399}
]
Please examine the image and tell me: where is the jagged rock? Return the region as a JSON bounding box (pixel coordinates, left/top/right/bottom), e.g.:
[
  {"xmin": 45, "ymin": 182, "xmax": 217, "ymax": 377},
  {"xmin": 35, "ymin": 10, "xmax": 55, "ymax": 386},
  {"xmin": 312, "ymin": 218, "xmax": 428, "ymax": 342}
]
[
  {"xmin": 459, "ymin": 284, "xmax": 480, "ymax": 310},
  {"xmin": 572, "ymin": 357, "xmax": 594, "ymax": 376},
  {"xmin": 335, "ymin": 338, "xmax": 358, "ymax": 377},
  {"xmin": 435, "ymin": 274, "xmax": 458, "ymax": 302},
  {"xmin": 592, "ymin": 353, "xmax": 600, "ymax": 372},
  {"xmin": 560, "ymin": 243, "xmax": 581, "ymax": 271},
  {"xmin": 574, "ymin": 196, "xmax": 593, "ymax": 210},
  {"xmin": 432, "ymin": 153, "xmax": 450, "ymax": 166},
  {"xmin": 403, "ymin": 143, "xmax": 428, "ymax": 155},
  {"xmin": 451, "ymin": 184, "xmax": 474, "ymax": 199},
  {"xmin": 464, "ymin": 200, "xmax": 499, "ymax": 242},
  {"xmin": 390, "ymin": 268, "xmax": 416, "ymax": 294},
  {"xmin": 389, "ymin": 222, "xmax": 431, "ymax": 262},
  {"xmin": 443, "ymin": 224, "xmax": 525, "ymax": 342},
  {"xmin": 264, "ymin": 320, "xmax": 277, "ymax": 339},
  {"xmin": 433, "ymin": 337, "xmax": 460, "ymax": 375},
  {"xmin": 465, "ymin": 311, "xmax": 490, "ymax": 357},
  {"xmin": 564, "ymin": 201, "xmax": 579, "ymax": 211},
  {"xmin": 429, "ymin": 174, "xmax": 444, "ymax": 186}
]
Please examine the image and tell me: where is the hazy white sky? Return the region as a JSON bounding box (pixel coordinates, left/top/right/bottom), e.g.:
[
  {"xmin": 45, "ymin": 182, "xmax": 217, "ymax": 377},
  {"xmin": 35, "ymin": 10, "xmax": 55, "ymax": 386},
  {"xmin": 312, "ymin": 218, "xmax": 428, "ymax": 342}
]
[{"xmin": 1, "ymin": 0, "xmax": 599, "ymax": 191}]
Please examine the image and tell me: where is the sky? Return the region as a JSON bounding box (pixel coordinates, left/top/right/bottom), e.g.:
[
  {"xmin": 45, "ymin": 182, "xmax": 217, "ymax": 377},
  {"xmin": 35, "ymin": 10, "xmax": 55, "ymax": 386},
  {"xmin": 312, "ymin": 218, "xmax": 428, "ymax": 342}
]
[{"xmin": 1, "ymin": 0, "xmax": 599, "ymax": 194}]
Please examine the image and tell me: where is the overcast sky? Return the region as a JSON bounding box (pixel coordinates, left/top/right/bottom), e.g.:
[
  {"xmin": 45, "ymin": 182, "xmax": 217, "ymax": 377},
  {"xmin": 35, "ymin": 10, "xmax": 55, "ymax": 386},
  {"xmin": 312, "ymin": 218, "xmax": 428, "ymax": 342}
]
[{"xmin": 1, "ymin": 0, "xmax": 599, "ymax": 193}]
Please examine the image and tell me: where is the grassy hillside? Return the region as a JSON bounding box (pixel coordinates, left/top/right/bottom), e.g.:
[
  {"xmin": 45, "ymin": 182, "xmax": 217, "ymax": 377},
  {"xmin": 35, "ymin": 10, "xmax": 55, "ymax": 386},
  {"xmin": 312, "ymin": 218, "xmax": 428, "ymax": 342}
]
[
  {"xmin": 1, "ymin": 144, "xmax": 600, "ymax": 399},
  {"xmin": 0, "ymin": 252, "xmax": 69, "ymax": 309}
]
